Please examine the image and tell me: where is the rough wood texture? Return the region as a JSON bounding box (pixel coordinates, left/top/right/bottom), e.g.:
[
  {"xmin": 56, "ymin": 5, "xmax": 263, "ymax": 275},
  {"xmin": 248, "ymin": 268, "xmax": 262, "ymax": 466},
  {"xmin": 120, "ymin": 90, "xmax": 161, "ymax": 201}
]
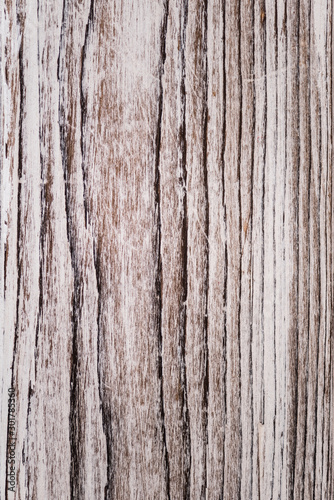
[{"xmin": 0, "ymin": 0, "xmax": 333, "ymax": 498}]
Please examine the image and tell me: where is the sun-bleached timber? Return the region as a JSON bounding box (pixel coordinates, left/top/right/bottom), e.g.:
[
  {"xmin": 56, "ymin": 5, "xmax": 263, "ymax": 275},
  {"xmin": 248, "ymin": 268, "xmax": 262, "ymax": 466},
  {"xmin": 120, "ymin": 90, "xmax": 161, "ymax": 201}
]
[{"xmin": 0, "ymin": 0, "xmax": 333, "ymax": 498}]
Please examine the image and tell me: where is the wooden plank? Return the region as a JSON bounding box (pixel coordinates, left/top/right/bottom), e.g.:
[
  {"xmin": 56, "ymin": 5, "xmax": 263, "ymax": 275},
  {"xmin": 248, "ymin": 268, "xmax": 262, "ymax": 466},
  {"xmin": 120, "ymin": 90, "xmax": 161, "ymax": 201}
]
[{"xmin": 1, "ymin": 0, "xmax": 333, "ymax": 498}]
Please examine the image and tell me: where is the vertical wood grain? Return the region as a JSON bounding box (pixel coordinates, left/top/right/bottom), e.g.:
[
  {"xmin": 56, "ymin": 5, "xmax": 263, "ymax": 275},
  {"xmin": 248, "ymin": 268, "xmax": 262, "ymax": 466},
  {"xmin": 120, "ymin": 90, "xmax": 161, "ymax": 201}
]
[{"xmin": 1, "ymin": 0, "xmax": 333, "ymax": 499}]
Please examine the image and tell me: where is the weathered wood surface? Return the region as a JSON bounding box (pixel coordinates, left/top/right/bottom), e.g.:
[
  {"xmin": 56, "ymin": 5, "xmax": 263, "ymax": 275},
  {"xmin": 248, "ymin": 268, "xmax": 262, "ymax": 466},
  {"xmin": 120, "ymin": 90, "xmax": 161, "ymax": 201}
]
[{"xmin": 0, "ymin": 0, "xmax": 333, "ymax": 498}]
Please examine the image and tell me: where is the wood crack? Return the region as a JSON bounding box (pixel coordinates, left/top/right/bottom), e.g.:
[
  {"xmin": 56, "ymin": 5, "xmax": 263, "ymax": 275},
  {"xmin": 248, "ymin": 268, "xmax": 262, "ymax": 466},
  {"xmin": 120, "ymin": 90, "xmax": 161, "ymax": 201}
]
[
  {"xmin": 154, "ymin": 1, "xmax": 171, "ymax": 497},
  {"xmin": 179, "ymin": 2, "xmax": 191, "ymax": 498},
  {"xmin": 80, "ymin": 0, "xmax": 94, "ymax": 229}
]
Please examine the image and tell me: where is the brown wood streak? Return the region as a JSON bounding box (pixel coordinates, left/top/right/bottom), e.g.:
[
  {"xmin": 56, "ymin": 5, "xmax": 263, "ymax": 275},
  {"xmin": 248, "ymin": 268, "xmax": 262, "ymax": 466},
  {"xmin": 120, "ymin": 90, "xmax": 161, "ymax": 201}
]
[
  {"xmin": 58, "ymin": 0, "xmax": 107, "ymax": 497},
  {"xmin": 294, "ymin": 0, "xmax": 311, "ymax": 497},
  {"xmin": 286, "ymin": 0, "xmax": 300, "ymax": 495},
  {"xmin": 0, "ymin": 0, "xmax": 333, "ymax": 499},
  {"xmin": 160, "ymin": 0, "xmax": 191, "ymax": 498},
  {"xmin": 84, "ymin": 1, "xmax": 169, "ymax": 498},
  {"xmin": 184, "ymin": 0, "xmax": 209, "ymax": 498}
]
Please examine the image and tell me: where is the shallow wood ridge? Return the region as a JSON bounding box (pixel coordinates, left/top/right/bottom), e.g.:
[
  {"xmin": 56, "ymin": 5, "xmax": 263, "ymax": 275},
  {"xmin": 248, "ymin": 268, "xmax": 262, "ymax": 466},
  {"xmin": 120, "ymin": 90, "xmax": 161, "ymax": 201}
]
[{"xmin": 0, "ymin": 0, "xmax": 333, "ymax": 498}]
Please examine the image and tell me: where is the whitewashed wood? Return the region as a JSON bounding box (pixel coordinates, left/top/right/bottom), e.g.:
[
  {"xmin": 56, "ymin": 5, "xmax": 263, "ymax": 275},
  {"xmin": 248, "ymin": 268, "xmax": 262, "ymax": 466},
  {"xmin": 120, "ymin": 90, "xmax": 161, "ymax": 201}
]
[{"xmin": 0, "ymin": 0, "xmax": 333, "ymax": 499}]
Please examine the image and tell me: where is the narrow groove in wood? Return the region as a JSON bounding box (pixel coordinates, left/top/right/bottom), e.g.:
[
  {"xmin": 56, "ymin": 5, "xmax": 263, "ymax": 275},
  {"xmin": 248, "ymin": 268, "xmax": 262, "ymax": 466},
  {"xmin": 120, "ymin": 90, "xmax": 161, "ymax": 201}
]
[
  {"xmin": 202, "ymin": 1, "xmax": 209, "ymax": 498},
  {"xmin": 287, "ymin": 0, "xmax": 301, "ymax": 494},
  {"xmin": 281, "ymin": 3, "xmax": 288, "ymax": 492},
  {"xmin": 237, "ymin": 0, "xmax": 243, "ymax": 494},
  {"xmin": 154, "ymin": 1, "xmax": 171, "ymax": 497},
  {"xmin": 5, "ymin": 15, "xmax": 25, "ymax": 500},
  {"xmin": 321, "ymin": 10, "xmax": 330, "ymax": 493},
  {"xmin": 220, "ymin": 1, "xmax": 227, "ymax": 497},
  {"xmin": 58, "ymin": 7, "xmax": 80, "ymax": 499},
  {"xmin": 35, "ymin": 0, "xmax": 43, "ymax": 376},
  {"xmin": 13, "ymin": 33, "xmax": 24, "ymax": 362},
  {"xmin": 300, "ymin": 1, "xmax": 312, "ymax": 493},
  {"xmin": 80, "ymin": 0, "xmax": 94, "ymax": 229},
  {"xmin": 179, "ymin": 2, "xmax": 191, "ymax": 497},
  {"xmin": 271, "ymin": 3, "xmax": 278, "ymax": 496},
  {"xmin": 260, "ymin": 0, "xmax": 267, "ymax": 427},
  {"xmin": 313, "ymin": 94, "xmax": 322, "ymax": 500},
  {"xmin": 93, "ymin": 245, "xmax": 113, "ymax": 500},
  {"xmin": 295, "ymin": 10, "xmax": 301, "ymax": 495},
  {"xmin": 249, "ymin": 1, "xmax": 255, "ymax": 496}
]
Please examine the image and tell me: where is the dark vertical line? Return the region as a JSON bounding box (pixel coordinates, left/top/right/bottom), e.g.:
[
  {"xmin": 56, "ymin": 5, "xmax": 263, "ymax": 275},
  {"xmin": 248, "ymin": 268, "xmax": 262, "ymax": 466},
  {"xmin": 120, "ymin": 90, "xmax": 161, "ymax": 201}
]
[
  {"xmin": 154, "ymin": 1, "xmax": 170, "ymax": 498},
  {"xmin": 5, "ymin": 19, "xmax": 25, "ymax": 498},
  {"xmin": 313, "ymin": 95, "xmax": 322, "ymax": 500},
  {"xmin": 13, "ymin": 29, "xmax": 24, "ymax": 363},
  {"xmin": 58, "ymin": 3, "xmax": 85, "ymax": 498},
  {"xmin": 260, "ymin": 0, "xmax": 267, "ymax": 428},
  {"xmin": 249, "ymin": 0, "xmax": 255, "ymax": 497},
  {"xmin": 57, "ymin": 0, "xmax": 66, "ymax": 82},
  {"xmin": 219, "ymin": 250, "xmax": 228, "ymax": 500},
  {"xmin": 93, "ymin": 245, "xmax": 114, "ymax": 500},
  {"xmin": 320, "ymin": 6, "xmax": 330, "ymax": 494},
  {"xmin": 282, "ymin": 8, "xmax": 287, "ymax": 308},
  {"xmin": 4, "ymin": 243, "xmax": 8, "ymax": 299},
  {"xmin": 179, "ymin": 1, "xmax": 191, "ymax": 498},
  {"xmin": 331, "ymin": 1, "xmax": 334, "ymax": 490},
  {"xmin": 296, "ymin": 5, "xmax": 301, "ymax": 493},
  {"xmin": 80, "ymin": 0, "xmax": 94, "ymax": 229},
  {"xmin": 288, "ymin": 0, "xmax": 301, "ymax": 495},
  {"xmin": 69, "ymin": 276, "xmax": 81, "ymax": 500},
  {"xmin": 35, "ymin": 0, "xmax": 43, "ymax": 380},
  {"xmin": 301, "ymin": 0, "xmax": 312, "ymax": 494},
  {"xmin": 281, "ymin": 1, "xmax": 288, "ymax": 492},
  {"xmin": 202, "ymin": 1, "xmax": 209, "ymax": 499},
  {"xmin": 293, "ymin": 2, "xmax": 301, "ymax": 493},
  {"xmin": 220, "ymin": 0, "xmax": 227, "ymax": 496},
  {"xmin": 237, "ymin": 0, "xmax": 243, "ymax": 496},
  {"xmin": 330, "ymin": 78, "xmax": 333, "ymax": 500},
  {"xmin": 271, "ymin": 3, "xmax": 278, "ymax": 497}
]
